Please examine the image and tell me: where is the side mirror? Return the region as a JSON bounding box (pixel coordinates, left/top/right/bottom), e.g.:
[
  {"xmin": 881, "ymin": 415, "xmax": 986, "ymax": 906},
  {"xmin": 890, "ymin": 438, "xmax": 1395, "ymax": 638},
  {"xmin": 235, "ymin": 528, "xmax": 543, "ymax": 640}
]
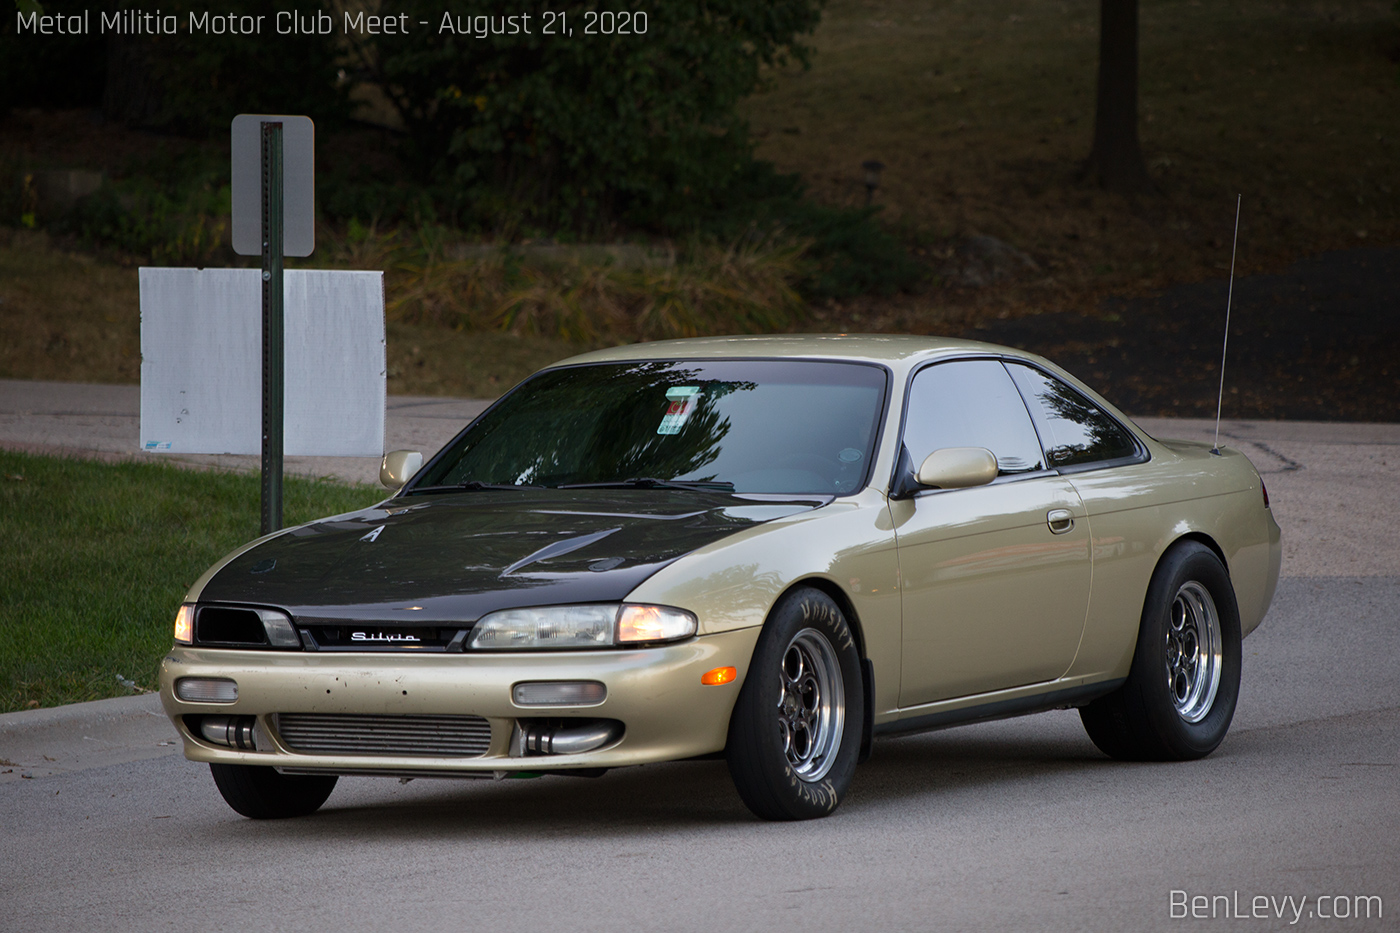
[
  {"xmin": 380, "ymin": 450, "xmax": 423, "ymax": 490},
  {"xmin": 915, "ymin": 447, "xmax": 998, "ymax": 489}
]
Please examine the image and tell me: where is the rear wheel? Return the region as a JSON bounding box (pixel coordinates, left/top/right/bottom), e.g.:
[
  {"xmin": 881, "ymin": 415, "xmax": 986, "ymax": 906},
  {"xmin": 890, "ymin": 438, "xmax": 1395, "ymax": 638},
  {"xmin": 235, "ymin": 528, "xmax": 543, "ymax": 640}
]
[
  {"xmin": 727, "ymin": 587, "xmax": 864, "ymax": 820},
  {"xmin": 210, "ymin": 763, "xmax": 337, "ymax": 819},
  {"xmin": 1080, "ymin": 541, "xmax": 1241, "ymax": 761}
]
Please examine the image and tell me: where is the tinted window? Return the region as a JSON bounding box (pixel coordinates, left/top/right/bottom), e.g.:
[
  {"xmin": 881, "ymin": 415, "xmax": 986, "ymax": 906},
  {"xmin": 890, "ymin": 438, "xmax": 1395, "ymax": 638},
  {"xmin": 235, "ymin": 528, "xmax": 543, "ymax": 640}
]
[
  {"xmin": 1006, "ymin": 363, "xmax": 1139, "ymax": 468},
  {"xmin": 902, "ymin": 360, "xmax": 1044, "ymax": 474},
  {"xmin": 415, "ymin": 360, "xmax": 887, "ymax": 495}
]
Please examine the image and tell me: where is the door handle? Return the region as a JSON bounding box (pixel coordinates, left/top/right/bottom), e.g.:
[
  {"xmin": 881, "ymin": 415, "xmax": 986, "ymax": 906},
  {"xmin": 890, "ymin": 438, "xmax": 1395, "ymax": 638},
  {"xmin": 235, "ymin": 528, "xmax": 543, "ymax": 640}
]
[{"xmin": 1047, "ymin": 509, "xmax": 1075, "ymax": 534}]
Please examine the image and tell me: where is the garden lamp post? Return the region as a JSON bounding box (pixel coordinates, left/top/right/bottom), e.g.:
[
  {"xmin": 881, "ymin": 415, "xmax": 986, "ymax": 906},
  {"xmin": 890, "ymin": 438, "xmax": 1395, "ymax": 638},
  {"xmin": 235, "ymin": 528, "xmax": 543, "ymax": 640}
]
[{"xmin": 862, "ymin": 160, "xmax": 885, "ymax": 205}]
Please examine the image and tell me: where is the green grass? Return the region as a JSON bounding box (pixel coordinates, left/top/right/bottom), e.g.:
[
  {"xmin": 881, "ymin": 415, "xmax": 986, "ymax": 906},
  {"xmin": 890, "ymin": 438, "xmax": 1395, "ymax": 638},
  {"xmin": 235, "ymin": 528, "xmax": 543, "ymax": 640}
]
[
  {"xmin": 741, "ymin": 0, "xmax": 1400, "ymax": 320},
  {"xmin": 0, "ymin": 451, "xmax": 384, "ymax": 713}
]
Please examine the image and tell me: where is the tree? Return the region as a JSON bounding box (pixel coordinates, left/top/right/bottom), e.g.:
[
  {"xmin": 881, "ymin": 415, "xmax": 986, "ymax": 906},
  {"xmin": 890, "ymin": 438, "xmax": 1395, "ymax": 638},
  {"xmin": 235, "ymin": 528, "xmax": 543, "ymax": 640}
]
[
  {"xmin": 364, "ymin": 0, "xmax": 824, "ymax": 233},
  {"xmin": 1, "ymin": 0, "xmax": 348, "ymax": 136},
  {"xmin": 1082, "ymin": 0, "xmax": 1153, "ymax": 193}
]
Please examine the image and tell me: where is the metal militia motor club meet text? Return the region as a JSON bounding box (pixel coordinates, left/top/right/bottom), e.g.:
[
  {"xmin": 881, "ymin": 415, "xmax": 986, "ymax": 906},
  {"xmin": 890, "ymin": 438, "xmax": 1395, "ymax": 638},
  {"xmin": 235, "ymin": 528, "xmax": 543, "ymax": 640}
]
[{"xmin": 15, "ymin": 8, "xmax": 643, "ymax": 36}]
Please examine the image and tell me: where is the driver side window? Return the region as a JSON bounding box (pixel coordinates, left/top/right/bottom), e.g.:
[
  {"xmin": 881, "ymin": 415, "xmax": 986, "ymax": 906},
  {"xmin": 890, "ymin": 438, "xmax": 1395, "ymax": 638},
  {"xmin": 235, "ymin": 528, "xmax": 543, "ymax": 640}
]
[{"xmin": 903, "ymin": 360, "xmax": 1045, "ymax": 475}]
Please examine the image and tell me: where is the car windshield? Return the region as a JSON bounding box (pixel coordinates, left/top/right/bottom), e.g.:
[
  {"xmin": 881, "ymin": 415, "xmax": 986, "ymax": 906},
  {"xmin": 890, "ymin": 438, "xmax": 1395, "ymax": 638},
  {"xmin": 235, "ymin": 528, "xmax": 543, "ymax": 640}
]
[{"xmin": 411, "ymin": 359, "xmax": 888, "ymax": 495}]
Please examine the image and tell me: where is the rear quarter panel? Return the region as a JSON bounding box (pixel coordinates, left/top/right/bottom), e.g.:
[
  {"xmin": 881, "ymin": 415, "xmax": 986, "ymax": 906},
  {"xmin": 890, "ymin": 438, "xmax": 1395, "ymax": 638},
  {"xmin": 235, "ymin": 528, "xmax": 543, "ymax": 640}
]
[{"xmin": 1065, "ymin": 440, "xmax": 1280, "ymax": 682}]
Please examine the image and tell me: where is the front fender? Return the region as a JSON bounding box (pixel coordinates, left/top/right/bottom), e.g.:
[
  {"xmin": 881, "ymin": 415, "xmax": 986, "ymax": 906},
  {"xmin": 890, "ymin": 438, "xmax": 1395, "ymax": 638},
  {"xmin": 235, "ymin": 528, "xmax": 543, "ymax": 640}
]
[{"xmin": 624, "ymin": 489, "xmax": 903, "ymax": 722}]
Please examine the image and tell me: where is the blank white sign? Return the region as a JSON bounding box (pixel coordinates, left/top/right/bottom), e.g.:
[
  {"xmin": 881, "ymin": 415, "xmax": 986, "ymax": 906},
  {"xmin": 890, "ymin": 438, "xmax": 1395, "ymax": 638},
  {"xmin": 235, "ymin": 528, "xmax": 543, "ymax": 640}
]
[{"xmin": 139, "ymin": 268, "xmax": 385, "ymax": 456}]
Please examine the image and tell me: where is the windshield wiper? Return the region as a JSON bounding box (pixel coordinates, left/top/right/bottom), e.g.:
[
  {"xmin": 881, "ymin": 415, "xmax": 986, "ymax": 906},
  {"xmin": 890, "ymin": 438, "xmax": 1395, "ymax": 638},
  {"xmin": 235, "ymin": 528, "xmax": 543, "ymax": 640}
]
[
  {"xmin": 406, "ymin": 481, "xmax": 542, "ymax": 494},
  {"xmin": 557, "ymin": 477, "xmax": 735, "ymax": 492}
]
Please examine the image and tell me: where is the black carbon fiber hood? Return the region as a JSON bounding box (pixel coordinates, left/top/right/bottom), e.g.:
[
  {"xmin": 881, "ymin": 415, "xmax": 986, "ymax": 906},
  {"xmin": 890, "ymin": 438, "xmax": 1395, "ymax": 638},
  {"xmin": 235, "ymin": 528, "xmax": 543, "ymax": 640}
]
[{"xmin": 198, "ymin": 489, "xmax": 816, "ymax": 624}]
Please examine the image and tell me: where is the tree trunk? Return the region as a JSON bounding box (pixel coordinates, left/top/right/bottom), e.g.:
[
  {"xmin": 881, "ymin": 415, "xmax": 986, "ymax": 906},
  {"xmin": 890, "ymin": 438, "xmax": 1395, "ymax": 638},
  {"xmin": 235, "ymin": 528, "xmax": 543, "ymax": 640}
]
[{"xmin": 1083, "ymin": 0, "xmax": 1152, "ymax": 193}]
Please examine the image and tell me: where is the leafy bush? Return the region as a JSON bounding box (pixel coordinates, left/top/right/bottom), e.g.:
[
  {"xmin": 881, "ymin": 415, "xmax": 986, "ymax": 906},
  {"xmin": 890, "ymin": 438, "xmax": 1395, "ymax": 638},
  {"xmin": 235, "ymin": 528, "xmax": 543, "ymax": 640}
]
[
  {"xmin": 686, "ymin": 162, "xmax": 924, "ymax": 299},
  {"xmin": 1, "ymin": 0, "xmax": 349, "ymax": 135},
  {"xmin": 365, "ymin": 0, "xmax": 823, "ymax": 233},
  {"xmin": 784, "ymin": 201, "xmax": 924, "ymax": 299},
  {"xmin": 62, "ymin": 149, "xmax": 231, "ymax": 265},
  {"xmin": 68, "ymin": 186, "xmax": 228, "ymax": 266}
]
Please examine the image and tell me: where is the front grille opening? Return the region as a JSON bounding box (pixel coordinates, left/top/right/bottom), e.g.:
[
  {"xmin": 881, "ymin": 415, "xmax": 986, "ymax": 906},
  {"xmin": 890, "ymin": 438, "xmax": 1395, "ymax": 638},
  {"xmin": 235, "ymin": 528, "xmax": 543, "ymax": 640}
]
[
  {"xmin": 274, "ymin": 713, "xmax": 492, "ymax": 758},
  {"xmin": 196, "ymin": 607, "xmax": 268, "ymax": 646}
]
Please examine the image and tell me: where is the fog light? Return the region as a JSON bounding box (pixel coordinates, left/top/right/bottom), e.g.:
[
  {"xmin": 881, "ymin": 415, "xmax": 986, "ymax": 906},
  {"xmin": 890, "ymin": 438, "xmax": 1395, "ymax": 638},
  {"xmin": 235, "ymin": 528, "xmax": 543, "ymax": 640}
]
[
  {"xmin": 175, "ymin": 677, "xmax": 238, "ymax": 703},
  {"xmin": 513, "ymin": 681, "xmax": 607, "ymax": 707}
]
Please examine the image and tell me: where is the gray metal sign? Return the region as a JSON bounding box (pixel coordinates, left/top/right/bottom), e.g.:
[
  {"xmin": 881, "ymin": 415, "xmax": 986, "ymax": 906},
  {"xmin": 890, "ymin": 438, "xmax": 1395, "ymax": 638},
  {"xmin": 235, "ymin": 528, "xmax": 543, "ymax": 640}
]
[{"xmin": 230, "ymin": 114, "xmax": 315, "ymax": 257}]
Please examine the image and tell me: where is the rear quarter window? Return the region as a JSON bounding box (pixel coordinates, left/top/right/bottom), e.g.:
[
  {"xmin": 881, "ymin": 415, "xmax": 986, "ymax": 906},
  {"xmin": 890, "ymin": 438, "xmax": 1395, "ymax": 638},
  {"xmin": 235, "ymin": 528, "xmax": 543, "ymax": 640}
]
[{"xmin": 1005, "ymin": 363, "xmax": 1140, "ymax": 469}]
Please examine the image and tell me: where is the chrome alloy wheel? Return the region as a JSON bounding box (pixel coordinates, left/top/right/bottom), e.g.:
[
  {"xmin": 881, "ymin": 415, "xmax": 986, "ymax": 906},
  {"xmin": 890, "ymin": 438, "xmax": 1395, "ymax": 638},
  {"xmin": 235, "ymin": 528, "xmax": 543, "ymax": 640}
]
[
  {"xmin": 1165, "ymin": 581, "xmax": 1223, "ymax": 723},
  {"xmin": 776, "ymin": 628, "xmax": 846, "ymax": 781}
]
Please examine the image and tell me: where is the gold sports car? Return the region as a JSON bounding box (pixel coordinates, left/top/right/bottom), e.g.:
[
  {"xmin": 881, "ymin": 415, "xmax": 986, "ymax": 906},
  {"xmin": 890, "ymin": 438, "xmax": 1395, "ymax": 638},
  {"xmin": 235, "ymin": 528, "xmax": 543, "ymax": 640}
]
[{"xmin": 159, "ymin": 335, "xmax": 1282, "ymax": 821}]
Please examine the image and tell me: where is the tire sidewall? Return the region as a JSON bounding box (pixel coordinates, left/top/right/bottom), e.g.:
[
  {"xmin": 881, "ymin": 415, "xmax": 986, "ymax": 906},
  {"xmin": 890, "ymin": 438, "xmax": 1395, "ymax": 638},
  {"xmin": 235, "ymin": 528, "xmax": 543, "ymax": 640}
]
[
  {"xmin": 1131, "ymin": 543, "xmax": 1242, "ymax": 759},
  {"xmin": 728, "ymin": 587, "xmax": 864, "ymax": 819}
]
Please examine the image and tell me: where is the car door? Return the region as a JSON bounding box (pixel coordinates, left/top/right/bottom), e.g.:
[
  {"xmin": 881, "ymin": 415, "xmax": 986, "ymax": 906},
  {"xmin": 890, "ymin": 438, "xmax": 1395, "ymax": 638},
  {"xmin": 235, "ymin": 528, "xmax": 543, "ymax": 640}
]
[
  {"xmin": 890, "ymin": 359, "xmax": 1092, "ymax": 707},
  {"xmin": 1002, "ymin": 362, "xmax": 1157, "ymax": 681}
]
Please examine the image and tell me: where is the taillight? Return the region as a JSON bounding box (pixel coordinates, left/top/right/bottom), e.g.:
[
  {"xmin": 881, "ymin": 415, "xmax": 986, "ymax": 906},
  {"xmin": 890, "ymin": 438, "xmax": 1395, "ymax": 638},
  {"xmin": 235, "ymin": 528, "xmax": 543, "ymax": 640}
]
[{"xmin": 1261, "ymin": 480, "xmax": 1270, "ymax": 509}]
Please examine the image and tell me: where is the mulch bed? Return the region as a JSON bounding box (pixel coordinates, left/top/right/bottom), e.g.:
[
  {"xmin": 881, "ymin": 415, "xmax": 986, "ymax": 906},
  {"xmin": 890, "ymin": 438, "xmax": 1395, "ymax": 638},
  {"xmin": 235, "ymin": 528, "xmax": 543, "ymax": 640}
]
[{"xmin": 954, "ymin": 247, "xmax": 1400, "ymax": 423}]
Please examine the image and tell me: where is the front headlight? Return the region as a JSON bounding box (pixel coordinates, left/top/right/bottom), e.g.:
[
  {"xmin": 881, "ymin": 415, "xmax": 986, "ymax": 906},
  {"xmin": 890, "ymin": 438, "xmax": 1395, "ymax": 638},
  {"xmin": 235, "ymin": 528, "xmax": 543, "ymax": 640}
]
[{"xmin": 468, "ymin": 604, "xmax": 697, "ymax": 650}]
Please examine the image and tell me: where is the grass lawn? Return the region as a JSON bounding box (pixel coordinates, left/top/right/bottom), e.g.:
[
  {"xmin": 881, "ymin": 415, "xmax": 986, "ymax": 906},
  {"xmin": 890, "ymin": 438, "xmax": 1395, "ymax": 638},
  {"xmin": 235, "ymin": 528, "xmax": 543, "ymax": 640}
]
[
  {"xmin": 0, "ymin": 450, "xmax": 384, "ymax": 713},
  {"xmin": 744, "ymin": 0, "xmax": 1400, "ymax": 325}
]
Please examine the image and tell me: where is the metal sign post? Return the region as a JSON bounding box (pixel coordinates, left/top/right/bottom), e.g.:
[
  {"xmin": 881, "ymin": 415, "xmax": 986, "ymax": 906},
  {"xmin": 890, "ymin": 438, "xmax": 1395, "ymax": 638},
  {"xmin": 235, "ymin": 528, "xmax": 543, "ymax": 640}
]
[
  {"xmin": 231, "ymin": 113, "xmax": 314, "ymax": 536},
  {"xmin": 260, "ymin": 121, "xmax": 285, "ymax": 535}
]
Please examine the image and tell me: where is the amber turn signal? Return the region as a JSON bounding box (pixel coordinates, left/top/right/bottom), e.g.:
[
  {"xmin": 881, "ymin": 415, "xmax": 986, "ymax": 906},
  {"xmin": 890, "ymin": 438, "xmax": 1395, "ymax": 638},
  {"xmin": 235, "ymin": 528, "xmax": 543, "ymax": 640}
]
[
  {"xmin": 701, "ymin": 666, "xmax": 737, "ymax": 686},
  {"xmin": 174, "ymin": 604, "xmax": 194, "ymax": 645}
]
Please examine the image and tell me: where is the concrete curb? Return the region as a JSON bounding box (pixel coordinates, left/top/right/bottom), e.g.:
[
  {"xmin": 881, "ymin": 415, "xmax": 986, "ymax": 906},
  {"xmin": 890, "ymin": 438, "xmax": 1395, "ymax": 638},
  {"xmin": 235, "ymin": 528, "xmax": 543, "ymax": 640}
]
[{"xmin": 0, "ymin": 692, "xmax": 177, "ymax": 782}]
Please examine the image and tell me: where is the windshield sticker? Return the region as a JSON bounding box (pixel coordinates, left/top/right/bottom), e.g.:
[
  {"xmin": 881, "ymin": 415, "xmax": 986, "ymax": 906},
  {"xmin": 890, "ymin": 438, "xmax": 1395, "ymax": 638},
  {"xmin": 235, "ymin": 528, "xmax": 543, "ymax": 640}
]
[
  {"xmin": 839, "ymin": 448, "xmax": 863, "ymax": 462},
  {"xmin": 657, "ymin": 386, "xmax": 702, "ymax": 435}
]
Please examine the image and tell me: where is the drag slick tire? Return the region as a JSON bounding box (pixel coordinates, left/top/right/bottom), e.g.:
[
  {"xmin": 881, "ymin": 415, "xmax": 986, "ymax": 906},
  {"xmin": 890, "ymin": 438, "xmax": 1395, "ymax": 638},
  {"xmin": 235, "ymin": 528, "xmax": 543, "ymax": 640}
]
[
  {"xmin": 727, "ymin": 587, "xmax": 864, "ymax": 821},
  {"xmin": 1080, "ymin": 541, "xmax": 1242, "ymax": 761},
  {"xmin": 210, "ymin": 763, "xmax": 338, "ymax": 819}
]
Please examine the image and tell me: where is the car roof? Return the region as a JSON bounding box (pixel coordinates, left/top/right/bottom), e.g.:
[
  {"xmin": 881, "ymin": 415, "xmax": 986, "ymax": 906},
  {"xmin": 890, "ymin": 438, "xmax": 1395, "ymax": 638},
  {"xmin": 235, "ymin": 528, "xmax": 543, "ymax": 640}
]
[
  {"xmin": 542, "ymin": 335, "xmax": 1144, "ymax": 444},
  {"xmin": 552, "ymin": 334, "xmax": 1039, "ymax": 368}
]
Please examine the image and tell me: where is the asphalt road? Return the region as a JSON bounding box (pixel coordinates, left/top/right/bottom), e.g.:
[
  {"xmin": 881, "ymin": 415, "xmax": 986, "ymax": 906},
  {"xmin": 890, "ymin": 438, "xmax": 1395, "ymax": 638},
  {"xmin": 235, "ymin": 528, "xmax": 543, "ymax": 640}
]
[{"xmin": 1, "ymin": 385, "xmax": 1397, "ymax": 932}]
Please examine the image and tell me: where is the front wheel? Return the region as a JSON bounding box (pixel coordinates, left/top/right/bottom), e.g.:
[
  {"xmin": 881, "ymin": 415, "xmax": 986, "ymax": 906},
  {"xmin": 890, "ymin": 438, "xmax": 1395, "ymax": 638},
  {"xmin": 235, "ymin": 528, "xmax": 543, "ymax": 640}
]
[
  {"xmin": 1080, "ymin": 541, "xmax": 1242, "ymax": 761},
  {"xmin": 210, "ymin": 763, "xmax": 337, "ymax": 819},
  {"xmin": 727, "ymin": 587, "xmax": 864, "ymax": 820}
]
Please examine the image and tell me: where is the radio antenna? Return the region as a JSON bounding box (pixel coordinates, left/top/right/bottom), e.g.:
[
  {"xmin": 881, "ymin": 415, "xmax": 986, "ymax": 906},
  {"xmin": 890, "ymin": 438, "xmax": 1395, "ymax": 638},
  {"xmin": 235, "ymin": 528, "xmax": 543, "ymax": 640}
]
[{"xmin": 1212, "ymin": 195, "xmax": 1242, "ymax": 455}]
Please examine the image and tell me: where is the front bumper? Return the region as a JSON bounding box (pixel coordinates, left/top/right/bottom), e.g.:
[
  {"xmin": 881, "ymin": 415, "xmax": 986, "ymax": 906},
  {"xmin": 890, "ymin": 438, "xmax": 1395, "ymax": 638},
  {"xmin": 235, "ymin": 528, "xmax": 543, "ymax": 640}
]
[{"xmin": 159, "ymin": 627, "xmax": 760, "ymax": 775}]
